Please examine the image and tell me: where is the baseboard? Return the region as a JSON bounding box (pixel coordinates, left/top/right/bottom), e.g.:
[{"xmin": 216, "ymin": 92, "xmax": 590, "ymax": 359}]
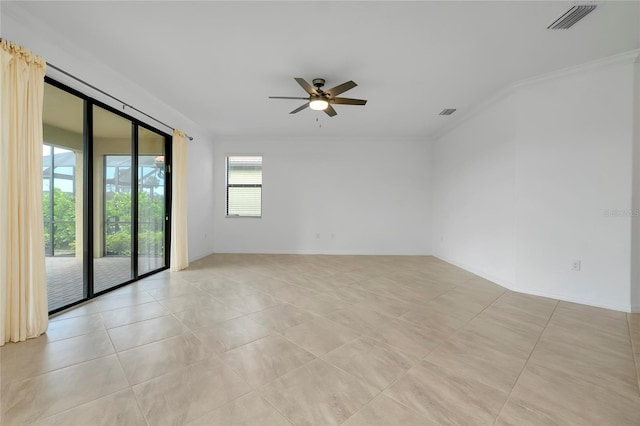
[
  {"xmin": 505, "ymin": 285, "xmax": 632, "ymax": 313},
  {"xmin": 211, "ymin": 248, "xmax": 433, "ymax": 256}
]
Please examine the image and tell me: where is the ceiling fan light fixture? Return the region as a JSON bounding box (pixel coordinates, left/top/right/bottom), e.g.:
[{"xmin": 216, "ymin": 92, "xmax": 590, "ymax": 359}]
[{"xmin": 309, "ymin": 98, "xmax": 329, "ymax": 111}]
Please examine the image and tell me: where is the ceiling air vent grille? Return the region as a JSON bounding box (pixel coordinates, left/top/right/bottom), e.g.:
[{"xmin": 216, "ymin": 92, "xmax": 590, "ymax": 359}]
[
  {"xmin": 439, "ymin": 109, "xmax": 457, "ymax": 116},
  {"xmin": 547, "ymin": 5, "xmax": 596, "ymax": 30}
]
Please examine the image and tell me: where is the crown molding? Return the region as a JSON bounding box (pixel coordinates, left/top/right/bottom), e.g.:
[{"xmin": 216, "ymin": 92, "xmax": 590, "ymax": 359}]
[{"xmin": 431, "ymin": 49, "xmax": 640, "ymax": 141}]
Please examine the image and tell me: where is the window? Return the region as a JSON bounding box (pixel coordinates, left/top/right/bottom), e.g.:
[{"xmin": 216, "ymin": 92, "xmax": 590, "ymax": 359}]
[{"xmin": 226, "ymin": 155, "xmax": 262, "ymax": 217}]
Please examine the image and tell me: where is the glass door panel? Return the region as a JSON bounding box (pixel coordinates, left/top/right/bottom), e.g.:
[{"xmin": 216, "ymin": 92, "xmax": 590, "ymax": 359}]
[
  {"xmin": 93, "ymin": 105, "xmax": 133, "ymax": 293},
  {"xmin": 138, "ymin": 127, "xmax": 167, "ymax": 275},
  {"xmin": 43, "ymin": 83, "xmax": 84, "ymax": 311}
]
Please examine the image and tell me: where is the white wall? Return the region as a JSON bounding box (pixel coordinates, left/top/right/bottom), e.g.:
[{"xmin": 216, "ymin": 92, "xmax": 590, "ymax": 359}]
[
  {"xmin": 212, "ymin": 138, "xmax": 432, "ymax": 255},
  {"xmin": 632, "ymin": 56, "xmax": 640, "ymax": 311},
  {"xmin": 433, "ymin": 53, "xmax": 639, "ymax": 312},
  {"xmin": 432, "ymin": 95, "xmax": 517, "ymax": 285},
  {"xmin": 1, "ymin": 4, "xmax": 216, "ymax": 261}
]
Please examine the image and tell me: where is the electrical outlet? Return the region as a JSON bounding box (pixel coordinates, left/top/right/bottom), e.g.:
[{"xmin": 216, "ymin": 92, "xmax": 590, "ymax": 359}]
[
  {"xmin": 316, "ymin": 233, "xmax": 320, "ymax": 239},
  {"xmin": 331, "ymin": 233, "xmax": 335, "ymax": 239},
  {"xmin": 572, "ymin": 260, "xmax": 581, "ymax": 271}
]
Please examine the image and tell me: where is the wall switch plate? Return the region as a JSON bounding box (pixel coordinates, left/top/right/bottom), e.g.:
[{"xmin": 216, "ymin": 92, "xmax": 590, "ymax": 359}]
[{"xmin": 572, "ymin": 260, "xmax": 581, "ymax": 271}]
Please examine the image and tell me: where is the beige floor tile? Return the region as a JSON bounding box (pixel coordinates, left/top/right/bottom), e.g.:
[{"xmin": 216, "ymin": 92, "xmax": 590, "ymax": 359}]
[
  {"xmin": 322, "ymin": 286, "xmax": 376, "ymax": 304},
  {"xmin": 117, "ymin": 333, "xmax": 212, "ymax": 385},
  {"xmin": 246, "ymin": 304, "xmax": 317, "ymax": 332},
  {"xmin": 551, "ymin": 301, "xmax": 629, "ymax": 338},
  {"xmin": 354, "ymin": 294, "xmax": 417, "ymax": 318},
  {"xmin": 93, "ymin": 292, "xmax": 156, "ymax": 312},
  {"xmin": 324, "ymin": 305, "xmax": 395, "ymax": 334},
  {"xmin": 347, "ymin": 277, "xmax": 440, "ymax": 305},
  {"xmin": 3, "ymin": 355, "xmax": 128, "ymax": 424},
  {"xmin": 213, "ymin": 291, "xmax": 283, "ymax": 314},
  {"xmin": 265, "ymin": 284, "xmax": 318, "ymax": 303},
  {"xmin": 495, "ymin": 399, "xmax": 562, "ymax": 426},
  {"xmin": 243, "ymin": 277, "xmax": 291, "ymax": 293},
  {"xmin": 392, "ymin": 282, "xmax": 453, "ymax": 303},
  {"xmin": 191, "ymin": 316, "xmax": 272, "ymax": 353},
  {"xmin": 628, "ymin": 312, "xmax": 640, "ymax": 333},
  {"xmin": 454, "ymin": 276, "xmax": 506, "ymax": 295},
  {"xmin": 457, "ymin": 314, "xmax": 542, "ymax": 358},
  {"xmin": 497, "ymin": 363, "xmax": 640, "ymax": 425},
  {"xmin": 189, "ymin": 277, "xmax": 247, "ymax": 294},
  {"xmin": 539, "ymin": 319, "xmax": 634, "ymax": 364},
  {"xmin": 221, "ymin": 335, "xmax": 315, "ymax": 388},
  {"xmin": 44, "ymin": 313, "xmax": 105, "ymax": 342},
  {"xmin": 173, "ymin": 305, "xmax": 244, "ymax": 329},
  {"xmin": 99, "ymin": 301, "xmax": 170, "ymax": 329},
  {"xmin": 29, "ymin": 389, "xmax": 145, "ymax": 426},
  {"xmin": 135, "ymin": 273, "xmax": 192, "ymax": 289},
  {"xmin": 261, "ymin": 359, "xmax": 377, "ymax": 426},
  {"xmin": 428, "ymin": 287, "xmax": 500, "ymax": 322},
  {"xmin": 159, "ymin": 292, "xmax": 233, "ymax": 314},
  {"xmin": 186, "ymin": 392, "xmax": 291, "ymax": 426},
  {"xmin": 133, "ymin": 357, "xmax": 250, "ymax": 425},
  {"xmin": 107, "ymin": 315, "xmax": 188, "ymax": 352},
  {"xmin": 384, "ymin": 360, "xmax": 508, "ymax": 425},
  {"xmin": 491, "ymin": 291, "xmax": 557, "ymax": 322},
  {"xmin": 7, "ymin": 254, "xmax": 639, "ymax": 426},
  {"xmin": 290, "ymin": 275, "xmax": 348, "ymax": 292},
  {"xmin": 282, "ymin": 316, "xmax": 360, "ymax": 356},
  {"xmin": 146, "ymin": 281, "xmax": 203, "ymax": 300},
  {"xmin": 425, "ymin": 331, "xmax": 529, "ymax": 394},
  {"xmin": 290, "ymin": 293, "xmax": 354, "ymax": 315},
  {"xmin": 527, "ymin": 324, "xmax": 637, "ymax": 394},
  {"xmin": 343, "ymin": 394, "xmax": 432, "ymax": 426},
  {"xmin": 323, "ymin": 336, "xmax": 416, "ymax": 391},
  {"xmin": 344, "ymin": 276, "xmax": 405, "ymax": 296},
  {"xmin": 175, "ymin": 269, "xmax": 224, "ymax": 285},
  {"xmin": 1, "ymin": 331, "xmax": 115, "ymax": 385},
  {"xmin": 399, "ymin": 308, "xmax": 465, "ymax": 340},
  {"xmin": 366, "ymin": 318, "xmax": 442, "ymax": 360},
  {"xmin": 476, "ymin": 303, "xmax": 550, "ymax": 336}
]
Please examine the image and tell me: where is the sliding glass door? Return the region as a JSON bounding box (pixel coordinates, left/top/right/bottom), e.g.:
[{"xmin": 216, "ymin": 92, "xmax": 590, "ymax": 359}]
[
  {"xmin": 43, "ymin": 84, "xmax": 85, "ymax": 311},
  {"xmin": 43, "ymin": 79, "xmax": 171, "ymax": 313},
  {"xmin": 93, "ymin": 105, "xmax": 134, "ymax": 293},
  {"xmin": 138, "ymin": 128, "xmax": 167, "ymax": 275}
]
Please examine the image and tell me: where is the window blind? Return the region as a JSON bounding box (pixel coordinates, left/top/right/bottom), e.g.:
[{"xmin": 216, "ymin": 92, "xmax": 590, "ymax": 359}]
[{"xmin": 226, "ymin": 156, "xmax": 262, "ymax": 217}]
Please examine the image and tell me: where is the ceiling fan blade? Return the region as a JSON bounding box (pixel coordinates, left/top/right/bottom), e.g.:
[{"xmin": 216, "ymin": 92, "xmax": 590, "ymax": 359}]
[
  {"xmin": 269, "ymin": 96, "xmax": 309, "ymax": 100},
  {"xmin": 331, "ymin": 97, "xmax": 367, "ymax": 106},
  {"xmin": 325, "ymin": 80, "xmax": 357, "ymax": 97},
  {"xmin": 324, "ymin": 105, "xmax": 337, "ymax": 117},
  {"xmin": 290, "ymin": 103, "xmax": 309, "ymax": 114},
  {"xmin": 294, "ymin": 78, "xmax": 317, "ymax": 95}
]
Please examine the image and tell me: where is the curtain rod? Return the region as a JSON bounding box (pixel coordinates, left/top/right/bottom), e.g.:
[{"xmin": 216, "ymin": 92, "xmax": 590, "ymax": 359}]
[{"xmin": 47, "ymin": 62, "xmax": 194, "ymax": 141}]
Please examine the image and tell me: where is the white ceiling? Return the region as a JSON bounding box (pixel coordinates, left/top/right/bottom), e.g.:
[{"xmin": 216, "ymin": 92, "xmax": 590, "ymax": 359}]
[{"xmin": 7, "ymin": 1, "xmax": 640, "ymax": 140}]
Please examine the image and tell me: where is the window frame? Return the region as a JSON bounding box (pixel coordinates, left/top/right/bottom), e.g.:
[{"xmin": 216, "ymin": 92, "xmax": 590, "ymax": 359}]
[{"xmin": 225, "ymin": 154, "xmax": 263, "ymax": 218}]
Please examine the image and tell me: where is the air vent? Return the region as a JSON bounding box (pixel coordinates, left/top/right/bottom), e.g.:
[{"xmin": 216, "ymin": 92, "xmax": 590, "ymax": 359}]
[
  {"xmin": 439, "ymin": 109, "xmax": 457, "ymax": 116},
  {"xmin": 547, "ymin": 5, "xmax": 596, "ymax": 29}
]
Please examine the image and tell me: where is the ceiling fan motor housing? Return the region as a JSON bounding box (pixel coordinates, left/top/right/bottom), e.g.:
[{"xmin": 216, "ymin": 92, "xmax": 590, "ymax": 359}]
[{"xmin": 312, "ymin": 78, "xmax": 326, "ymax": 89}]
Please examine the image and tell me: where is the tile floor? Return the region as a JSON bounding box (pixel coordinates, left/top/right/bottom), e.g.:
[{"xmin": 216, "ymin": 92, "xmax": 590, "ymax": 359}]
[{"xmin": 2, "ymin": 254, "xmax": 639, "ymax": 425}]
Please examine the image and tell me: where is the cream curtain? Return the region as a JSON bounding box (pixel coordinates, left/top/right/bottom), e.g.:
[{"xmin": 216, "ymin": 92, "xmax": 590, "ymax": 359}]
[
  {"xmin": 0, "ymin": 40, "xmax": 48, "ymax": 345},
  {"xmin": 170, "ymin": 129, "xmax": 189, "ymax": 271}
]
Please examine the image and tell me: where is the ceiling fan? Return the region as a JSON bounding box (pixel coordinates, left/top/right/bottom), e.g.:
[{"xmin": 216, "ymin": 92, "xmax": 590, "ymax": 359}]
[{"xmin": 269, "ymin": 77, "xmax": 367, "ymax": 117}]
